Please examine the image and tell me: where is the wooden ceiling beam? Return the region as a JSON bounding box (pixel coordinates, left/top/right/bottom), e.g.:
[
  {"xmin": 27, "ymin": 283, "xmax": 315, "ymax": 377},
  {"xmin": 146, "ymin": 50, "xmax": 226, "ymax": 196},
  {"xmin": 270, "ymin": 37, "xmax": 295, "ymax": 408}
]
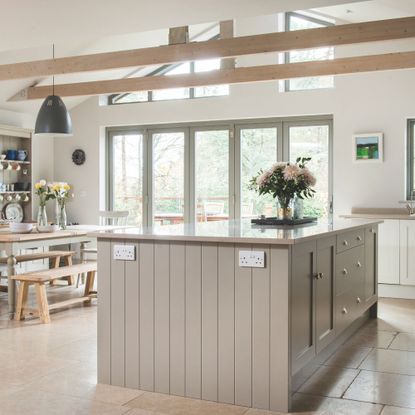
[
  {"xmin": 12, "ymin": 50, "xmax": 415, "ymax": 101},
  {"xmin": 3, "ymin": 16, "xmax": 415, "ymax": 81}
]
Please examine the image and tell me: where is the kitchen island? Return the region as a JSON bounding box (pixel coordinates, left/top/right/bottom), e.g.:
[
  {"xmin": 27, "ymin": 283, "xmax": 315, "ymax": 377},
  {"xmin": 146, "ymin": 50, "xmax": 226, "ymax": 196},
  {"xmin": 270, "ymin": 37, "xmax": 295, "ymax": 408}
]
[{"xmin": 90, "ymin": 218, "xmax": 381, "ymax": 412}]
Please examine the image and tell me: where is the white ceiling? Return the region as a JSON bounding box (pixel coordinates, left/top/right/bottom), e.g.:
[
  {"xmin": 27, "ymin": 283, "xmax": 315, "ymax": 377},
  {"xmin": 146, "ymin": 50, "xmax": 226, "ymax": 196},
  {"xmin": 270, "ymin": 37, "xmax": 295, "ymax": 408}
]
[{"xmin": 1, "ymin": 0, "xmax": 414, "ymax": 117}]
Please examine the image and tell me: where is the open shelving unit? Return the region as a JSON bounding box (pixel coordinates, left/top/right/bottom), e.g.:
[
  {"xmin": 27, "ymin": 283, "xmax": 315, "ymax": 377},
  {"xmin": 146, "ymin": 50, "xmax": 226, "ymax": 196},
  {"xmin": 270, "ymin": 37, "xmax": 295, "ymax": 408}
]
[{"xmin": 0, "ymin": 124, "xmax": 32, "ymax": 222}]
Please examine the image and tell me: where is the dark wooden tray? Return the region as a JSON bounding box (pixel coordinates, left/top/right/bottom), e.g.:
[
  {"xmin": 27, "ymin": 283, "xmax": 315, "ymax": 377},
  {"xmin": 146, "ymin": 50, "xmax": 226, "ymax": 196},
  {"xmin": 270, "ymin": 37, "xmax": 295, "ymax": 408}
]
[{"xmin": 251, "ymin": 216, "xmax": 318, "ymax": 226}]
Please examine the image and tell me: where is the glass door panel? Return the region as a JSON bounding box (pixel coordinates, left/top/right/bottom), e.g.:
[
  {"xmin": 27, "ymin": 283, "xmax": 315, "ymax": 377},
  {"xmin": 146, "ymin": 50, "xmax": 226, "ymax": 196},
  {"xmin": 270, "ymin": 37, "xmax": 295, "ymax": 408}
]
[
  {"xmin": 240, "ymin": 127, "xmax": 278, "ymax": 217},
  {"xmin": 195, "ymin": 129, "xmax": 230, "ymax": 222},
  {"xmin": 288, "ymin": 124, "xmax": 330, "ymax": 218},
  {"xmin": 152, "ymin": 131, "xmax": 185, "ymax": 225},
  {"xmin": 111, "ymin": 133, "xmax": 144, "ymax": 226}
]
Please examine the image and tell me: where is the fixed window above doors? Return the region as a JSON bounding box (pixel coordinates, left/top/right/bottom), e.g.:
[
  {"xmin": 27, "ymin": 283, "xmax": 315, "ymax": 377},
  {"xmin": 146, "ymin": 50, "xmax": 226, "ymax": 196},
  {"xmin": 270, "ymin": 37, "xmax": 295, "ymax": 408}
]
[
  {"xmin": 107, "ymin": 117, "xmax": 332, "ymax": 226},
  {"xmin": 285, "ymin": 11, "xmax": 335, "ymax": 92}
]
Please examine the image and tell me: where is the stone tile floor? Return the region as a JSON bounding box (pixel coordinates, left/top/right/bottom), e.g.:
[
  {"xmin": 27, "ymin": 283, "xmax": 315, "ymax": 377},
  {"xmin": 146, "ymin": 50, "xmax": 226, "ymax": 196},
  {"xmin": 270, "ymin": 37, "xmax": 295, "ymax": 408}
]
[{"xmin": 1, "ymin": 285, "xmax": 415, "ymax": 414}]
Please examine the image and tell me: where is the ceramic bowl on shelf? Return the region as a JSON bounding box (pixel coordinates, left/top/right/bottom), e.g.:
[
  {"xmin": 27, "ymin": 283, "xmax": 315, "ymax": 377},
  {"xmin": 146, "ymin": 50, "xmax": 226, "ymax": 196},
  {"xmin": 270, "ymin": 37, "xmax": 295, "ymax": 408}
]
[
  {"xmin": 9, "ymin": 222, "xmax": 33, "ymax": 234},
  {"xmin": 37, "ymin": 224, "xmax": 59, "ymax": 233}
]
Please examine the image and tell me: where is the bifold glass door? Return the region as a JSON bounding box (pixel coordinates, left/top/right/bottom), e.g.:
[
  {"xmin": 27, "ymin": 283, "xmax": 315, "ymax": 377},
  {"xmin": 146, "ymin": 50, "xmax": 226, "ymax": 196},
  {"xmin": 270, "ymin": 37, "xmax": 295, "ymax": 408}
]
[
  {"xmin": 237, "ymin": 125, "xmax": 280, "ymax": 218},
  {"xmin": 151, "ymin": 130, "xmax": 186, "ymax": 225},
  {"xmin": 109, "ymin": 132, "xmax": 144, "ymax": 226},
  {"xmin": 194, "ymin": 128, "xmax": 231, "ymax": 222},
  {"xmin": 108, "ymin": 118, "xmax": 332, "ymax": 226},
  {"xmin": 285, "ymin": 122, "xmax": 332, "ymax": 218}
]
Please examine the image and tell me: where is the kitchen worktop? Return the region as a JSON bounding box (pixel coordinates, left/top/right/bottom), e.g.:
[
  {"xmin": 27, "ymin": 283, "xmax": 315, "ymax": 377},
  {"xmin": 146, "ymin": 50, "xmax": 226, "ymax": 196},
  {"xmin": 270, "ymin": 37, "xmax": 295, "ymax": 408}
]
[
  {"xmin": 342, "ymin": 207, "xmax": 415, "ymax": 220},
  {"xmin": 89, "ymin": 218, "xmax": 382, "ymax": 245}
]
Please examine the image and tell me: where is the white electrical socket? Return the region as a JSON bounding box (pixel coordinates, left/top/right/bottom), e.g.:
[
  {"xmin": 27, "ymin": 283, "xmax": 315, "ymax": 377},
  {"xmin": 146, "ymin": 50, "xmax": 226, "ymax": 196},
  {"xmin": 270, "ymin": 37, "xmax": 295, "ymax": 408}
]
[
  {"xmin": 238, "ymin": 250, "xmax": 265, "ymax": 268},
  {"xmin": 113, "ymin": 245, "xmax": 136, "ymax": 261}
]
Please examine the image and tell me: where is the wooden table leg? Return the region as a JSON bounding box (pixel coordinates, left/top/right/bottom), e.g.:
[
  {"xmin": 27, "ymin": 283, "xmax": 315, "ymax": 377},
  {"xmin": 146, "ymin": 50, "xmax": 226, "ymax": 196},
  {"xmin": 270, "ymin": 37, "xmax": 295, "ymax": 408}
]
[
  {"xmin": 35, "ymin": 283, "xmax": 50, "ymax": 324},
  {"xmin": 7, "ymin": 255, "xmax": 17, "ymax": 319}
]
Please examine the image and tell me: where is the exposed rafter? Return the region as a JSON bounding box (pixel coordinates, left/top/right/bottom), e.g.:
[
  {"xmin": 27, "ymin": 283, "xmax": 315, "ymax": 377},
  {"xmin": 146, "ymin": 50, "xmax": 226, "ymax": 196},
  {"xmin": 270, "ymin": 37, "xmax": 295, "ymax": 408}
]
[
  {"xmin": 11, "ymin": 51, "xmax": 415, "ymax": 101},
  {"xmin": 3, "ymin": 16, "xmax": 415, "ymax": 82}
]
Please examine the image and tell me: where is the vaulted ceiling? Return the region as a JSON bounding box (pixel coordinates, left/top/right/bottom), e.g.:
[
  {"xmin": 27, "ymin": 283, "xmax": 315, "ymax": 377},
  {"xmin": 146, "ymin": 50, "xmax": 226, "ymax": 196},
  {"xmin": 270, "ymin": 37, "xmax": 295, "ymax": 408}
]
[{"xmin": 0, "ymin": 0, "xmax": 414, "ymax": 117}]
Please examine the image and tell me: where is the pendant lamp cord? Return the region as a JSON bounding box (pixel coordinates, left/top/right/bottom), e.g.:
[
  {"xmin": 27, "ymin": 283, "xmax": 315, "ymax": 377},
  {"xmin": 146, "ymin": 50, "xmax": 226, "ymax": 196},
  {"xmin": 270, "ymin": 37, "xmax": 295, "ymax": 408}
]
[{"xmin": 52, "ymin": 44, "xmax": 55, "ymax": 96}]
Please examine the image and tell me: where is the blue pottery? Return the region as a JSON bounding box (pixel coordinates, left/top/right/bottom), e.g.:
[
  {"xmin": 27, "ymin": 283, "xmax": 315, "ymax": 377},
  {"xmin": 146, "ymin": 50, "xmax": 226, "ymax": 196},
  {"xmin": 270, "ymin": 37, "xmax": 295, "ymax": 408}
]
[
  {"xmin": 6, "ymin": 150, "xmax": 17, "ymax": 160},
  {"xmin": 17, "ymin": 150, "xmax": 27, "ymax": 161}
]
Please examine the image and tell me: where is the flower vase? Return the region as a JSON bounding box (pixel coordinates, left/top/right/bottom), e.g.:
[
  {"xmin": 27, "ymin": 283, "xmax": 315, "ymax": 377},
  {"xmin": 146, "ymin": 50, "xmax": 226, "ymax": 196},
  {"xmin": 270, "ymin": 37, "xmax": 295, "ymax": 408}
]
[
  {"xmin": 277, "ymin": 198, "xmax": 293, "ymax": 220},
  {"xmin": 55, "ymin": 200, "xmax": 67, "ymax": 230},
  {"xmin": 37, "ymin": 204, "xmax": 48, "ymax": 227},
  {"xmin": 293, "ymin": 197, "xmax": 304, "ymax": 220}
]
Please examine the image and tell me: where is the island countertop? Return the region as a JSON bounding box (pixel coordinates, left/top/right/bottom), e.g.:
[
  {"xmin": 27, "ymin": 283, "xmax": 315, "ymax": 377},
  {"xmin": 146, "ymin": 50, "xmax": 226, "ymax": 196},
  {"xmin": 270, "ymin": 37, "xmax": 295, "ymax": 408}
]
[{"xmin": 88, "ymin": 218, "xmax": 382, "ymax": 245}]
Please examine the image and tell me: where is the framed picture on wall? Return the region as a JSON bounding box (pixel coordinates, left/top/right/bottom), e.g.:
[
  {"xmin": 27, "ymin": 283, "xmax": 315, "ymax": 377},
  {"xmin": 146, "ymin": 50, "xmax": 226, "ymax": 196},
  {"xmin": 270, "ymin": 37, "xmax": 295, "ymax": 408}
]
[{"xmin": 352, "ymin": 132, "xmax": 383, "ymax": 163}]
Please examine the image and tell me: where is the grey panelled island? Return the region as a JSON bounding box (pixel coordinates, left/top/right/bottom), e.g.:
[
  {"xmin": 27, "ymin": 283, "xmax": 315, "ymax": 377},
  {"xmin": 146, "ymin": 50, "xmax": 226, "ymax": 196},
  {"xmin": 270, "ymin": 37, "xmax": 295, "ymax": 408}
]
[{"xmin": 90, "ymin": 218, "xmax": 381, "ymax": 412}]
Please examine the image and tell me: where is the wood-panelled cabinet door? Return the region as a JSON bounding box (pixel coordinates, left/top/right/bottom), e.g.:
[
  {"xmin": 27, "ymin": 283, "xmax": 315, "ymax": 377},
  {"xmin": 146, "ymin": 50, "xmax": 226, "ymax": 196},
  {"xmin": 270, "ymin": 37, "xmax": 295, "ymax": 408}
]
[
  {"xmin": 365, "ymin": 226, "xmax": 378, "ymax": 302},
  {"xmin": 291, "ymin": 241, "xmax": 316, "ymax": 374},
  {"xmin": 400, "ymin": 221, "xmax": 415, "ymax": 285},
  {"xmin": 315, "ymin": 236, "xmax": 336, "ymax": 354}
]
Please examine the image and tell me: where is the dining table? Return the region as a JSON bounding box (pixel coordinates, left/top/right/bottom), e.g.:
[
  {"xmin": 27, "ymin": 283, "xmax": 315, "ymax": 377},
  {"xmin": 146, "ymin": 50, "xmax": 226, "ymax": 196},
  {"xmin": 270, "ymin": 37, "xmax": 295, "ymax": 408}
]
[{"xmin": 0, "ymin": 224, "xmax": 123, "ymax": 318}]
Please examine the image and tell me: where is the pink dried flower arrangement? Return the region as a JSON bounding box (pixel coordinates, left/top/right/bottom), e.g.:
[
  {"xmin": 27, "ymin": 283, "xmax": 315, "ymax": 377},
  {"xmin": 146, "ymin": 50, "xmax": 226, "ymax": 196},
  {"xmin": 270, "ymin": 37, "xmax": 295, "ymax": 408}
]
[{"xmin": 249, "ymin": 157, "xmax": 317, "ymax": 210}]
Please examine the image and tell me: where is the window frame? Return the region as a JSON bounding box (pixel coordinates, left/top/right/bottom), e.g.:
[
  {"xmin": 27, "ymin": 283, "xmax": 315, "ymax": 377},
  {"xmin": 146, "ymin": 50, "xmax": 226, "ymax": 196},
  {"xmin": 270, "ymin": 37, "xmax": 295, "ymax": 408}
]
[
  {"xmin": 284, "ymin": 11, "xmax": 335, "ymax": 92},
  {"xmin": 107, "ymin": 35, "xmax": 230, "ymax": 105},
  {"xmin": 107, "ymin": 115, "xmax": 333, "ymax": 225},
  {"xmin": 407, "ymin": 119, "xmax": 415, "ymax": 200}
]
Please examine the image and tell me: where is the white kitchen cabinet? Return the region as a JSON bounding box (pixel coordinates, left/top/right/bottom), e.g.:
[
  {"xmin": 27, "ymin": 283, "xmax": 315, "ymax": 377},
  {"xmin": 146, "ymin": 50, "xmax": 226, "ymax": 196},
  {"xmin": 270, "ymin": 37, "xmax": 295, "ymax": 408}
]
[
  {"xmin": 378, "ymin": 220, "xmax": 400, "ymax": 284},
  {"xmin": 399, "ymin": 220, "xmax": 415, "ymax": 285}
]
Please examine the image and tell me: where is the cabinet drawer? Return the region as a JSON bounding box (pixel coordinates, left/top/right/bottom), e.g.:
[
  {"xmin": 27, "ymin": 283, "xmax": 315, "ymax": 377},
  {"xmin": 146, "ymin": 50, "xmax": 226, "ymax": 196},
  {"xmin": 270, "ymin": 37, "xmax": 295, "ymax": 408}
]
[
  {"xmin": 336, "ymin": 245, "xmax": 365, "ymax": 295},
  {"xmin": 336, "ymin": 291, "xmax": 355, "ymax": 335},
  {"xmin": 337, "ymin": 229, "xmax": 365, "ymax": 253}
]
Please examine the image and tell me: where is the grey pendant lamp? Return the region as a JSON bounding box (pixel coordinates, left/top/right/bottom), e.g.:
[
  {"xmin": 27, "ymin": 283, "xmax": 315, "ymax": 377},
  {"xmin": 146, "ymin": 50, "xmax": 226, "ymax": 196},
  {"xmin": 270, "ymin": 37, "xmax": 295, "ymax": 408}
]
[{"xmin": 34, "ymin": 45, "xmax": 72, "ymax": 137}]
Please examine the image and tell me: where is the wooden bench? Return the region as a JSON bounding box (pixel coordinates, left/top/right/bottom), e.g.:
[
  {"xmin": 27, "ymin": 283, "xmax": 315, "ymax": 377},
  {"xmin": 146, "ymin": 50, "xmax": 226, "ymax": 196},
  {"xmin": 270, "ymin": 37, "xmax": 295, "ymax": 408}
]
[
  {"xmin": 0, "ymin": 250, "xmax": 76, "ymax": 286},
  {"xmin": 11, "ymin": 261, "xmax": 97, "ymax": 323}
]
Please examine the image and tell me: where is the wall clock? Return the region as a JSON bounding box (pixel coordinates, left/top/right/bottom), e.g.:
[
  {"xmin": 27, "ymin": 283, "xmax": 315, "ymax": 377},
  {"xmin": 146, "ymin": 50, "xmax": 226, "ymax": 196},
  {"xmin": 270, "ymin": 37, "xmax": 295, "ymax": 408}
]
[{"xmin": 72, "ymin": 149, "xmax": 86, "ymax": 166}]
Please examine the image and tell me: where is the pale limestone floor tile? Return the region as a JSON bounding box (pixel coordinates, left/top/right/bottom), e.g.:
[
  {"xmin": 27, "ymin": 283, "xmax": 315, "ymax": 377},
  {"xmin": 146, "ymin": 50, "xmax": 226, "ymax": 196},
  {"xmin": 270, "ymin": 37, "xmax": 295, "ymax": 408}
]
[
  {"xmin": 360, "ymin": 348, "xmax": 415, "ymax": 375},
  {"xmin": 382, "ymin": 407, "xmax": 415, "ymax": 415},
  {"xmin": 344, "ymin": 329, "xmax": 396, "ymax": 349},
  {"xmin": 389, "ymin": 333, "xmax": 415, "ymax": 351},
  {"xmin": 0, "ymin": 389, "xmax": 131, "ymax": 415},
  {"xmin": 125, "ymin": 391, "xmax": 248, "ymax": 415},
  {"xmin": 25, "ymin": 363, "xmax": 143, "ymax": 405},
  {"xmin": 298, "ymin": 366, "xmax": 359, "ymax": 398},
  {"xmin": 344, "ymin": 370, "xmax": 415, "ymax": 408},
  {"xmin": 292, "ymin": 393, "xmax": 383, "ymax": 415},
  {"xmin": 125, "ymin": 409, "xmax": 172, "ymax": 415},
  {"xmin": 323, "ymin": 345, "xmax": 372, "ymax": 369}
]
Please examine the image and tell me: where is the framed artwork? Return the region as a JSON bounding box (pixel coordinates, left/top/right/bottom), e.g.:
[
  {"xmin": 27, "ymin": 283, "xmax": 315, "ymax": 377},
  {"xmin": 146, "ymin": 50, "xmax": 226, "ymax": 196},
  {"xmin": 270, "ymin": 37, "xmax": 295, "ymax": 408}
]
[{"xmin": 352, "ymin": 132, "xmax": 383, "ymax": 163}]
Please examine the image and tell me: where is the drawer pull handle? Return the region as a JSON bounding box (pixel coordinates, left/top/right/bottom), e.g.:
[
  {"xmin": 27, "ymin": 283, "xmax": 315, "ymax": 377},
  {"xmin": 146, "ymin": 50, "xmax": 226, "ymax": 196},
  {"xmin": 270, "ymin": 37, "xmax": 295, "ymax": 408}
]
[
  {"xmin": 356, "ymin": 297, "xmax": 362, "ymax": 304},
  {"xmin": 342, "ymin": 268, "xmax": 348, "ymax": 275},
  {"xmin": 357, "ymin": 261, "xmax": 362, "ymax": 268},
  {"xmin": 343, "ymin": 240, "xmax": 349, "ymax": 246},
  {"xmin": 370, "ymin": 228, "xmax": 375, "ymax": 233},
  {"xmin": 356, "ymin": 236, "xmax": 362, "ymax": 241},
  {"xmin": 342, "ymin": 307, "xmax": 348, "ymax": 314}
]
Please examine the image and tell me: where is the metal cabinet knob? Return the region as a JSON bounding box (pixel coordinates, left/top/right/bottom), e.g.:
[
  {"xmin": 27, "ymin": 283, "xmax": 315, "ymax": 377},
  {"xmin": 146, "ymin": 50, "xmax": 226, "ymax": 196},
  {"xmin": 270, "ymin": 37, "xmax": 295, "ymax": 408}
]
[
  {"xmin": 342, "ymin": 307, "xmax": 348, "ymax": 314},
  {"xmin": 343, "ymin": 240, "xmax": 349, "ymax": 246},
  {"xmin": 370, "ymin": 228, "xmax": 375, "ymax": 233},
  {"xmin": 356, "ymin": 235, "xmax": 362, "ymax": 241},
  {"xmin": 314, "ymin": 272, "xmax": 324, "ymax": 280},
  {"xmin": 342, "ymin": 268, "xmax": 348, "ymax": 275},
  {"xmin": 356, "ymin": 297, "xmax": 362, "ymax": 304},
  {"xmin": 357, "ymin": 261, "xmax": 362, "ymax": 268}
]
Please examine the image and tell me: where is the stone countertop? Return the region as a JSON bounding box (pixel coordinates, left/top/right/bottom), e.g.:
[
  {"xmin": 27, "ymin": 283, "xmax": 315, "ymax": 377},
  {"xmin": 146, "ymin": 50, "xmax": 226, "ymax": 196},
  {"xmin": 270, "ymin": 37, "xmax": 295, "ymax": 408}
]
[
  {"xmin": 88, "ymin": 218, "xmax": 382, "ymax": 245},
  {"xmin": 342, "ymin": 213, "xmax": 415, "ymax": 220}
]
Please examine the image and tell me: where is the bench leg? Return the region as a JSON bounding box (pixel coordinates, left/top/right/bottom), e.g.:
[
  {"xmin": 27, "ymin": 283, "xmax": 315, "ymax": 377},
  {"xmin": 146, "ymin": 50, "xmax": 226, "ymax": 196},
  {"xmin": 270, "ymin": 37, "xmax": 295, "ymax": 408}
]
[
  {"xmin": 35, "ymin": 283, "xmax": 50, "ymax": 324},
  {"xmin": 15, "ymin": 281, "xmax": 29, "ymax": 321},
  {"xmin": 84, "ymin": 271, "xmax": 96, "ymax": 299},
  {"xmin": 49, "ymin": 256, "xmax": 61, "ymax": 286},
  {"xmin": 64, "ymin": 255, "xmax": 74, "ymax": 286}
]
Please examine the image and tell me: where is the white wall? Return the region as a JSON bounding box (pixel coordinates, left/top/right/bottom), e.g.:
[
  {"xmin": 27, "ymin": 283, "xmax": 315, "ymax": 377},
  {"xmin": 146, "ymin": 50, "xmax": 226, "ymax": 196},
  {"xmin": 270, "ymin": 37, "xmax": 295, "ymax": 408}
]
[{"xmin": 53, "ymin": 15, "xmax": 415, "ymax": 223}]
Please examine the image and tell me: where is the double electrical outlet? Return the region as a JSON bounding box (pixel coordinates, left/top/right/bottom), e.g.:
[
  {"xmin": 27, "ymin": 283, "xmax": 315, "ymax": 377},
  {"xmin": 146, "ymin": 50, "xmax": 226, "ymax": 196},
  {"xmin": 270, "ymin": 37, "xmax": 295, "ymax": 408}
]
[
  {"xmin": 113, "ymin": 244, "xmax": 136, "ymax": 261},
  {"xmin": 238, "ymin": 250, "xmax": 265, "ymax": 268}
]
